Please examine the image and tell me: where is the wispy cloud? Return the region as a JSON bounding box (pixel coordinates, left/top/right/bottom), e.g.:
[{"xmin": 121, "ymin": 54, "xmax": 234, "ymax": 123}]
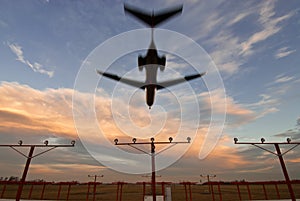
[
  {"xmin": 237, "ymin": 166, "xmax": 274, "ymax": 173},
  {"xmin": 275, "ymin": 47, "xmax": 296, "ymax": 59},
  {"xmin": 240, "ymin": 1, "xmax": 294, "ymax": 56},
  {"xmin": 275, "ymin": 75, "xmax": 294, "ymax": 83},
  {"xmin": 185, "ymin": 1, "xmax": 295, "ymax": 76},
  {"xmin": 8, "ymin": 43, "xmax": 54, "ymax": 78},
  {"xmin": 274, "ymin": 117, "xmax": 300, "ymax": 140}
]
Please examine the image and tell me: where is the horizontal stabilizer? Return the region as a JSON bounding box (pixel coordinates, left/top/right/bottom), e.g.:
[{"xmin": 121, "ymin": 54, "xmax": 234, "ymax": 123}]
[
  {"xmin": 156, "ymin": 72, "xmax": 206, "ymax": 90},
  {"xmin": 124, "ymin": 3, "xmax": 183, "ymax": 27},
  {"xmin": 96, "ymin": 70, "xmax": 145, "ymax": 89}
]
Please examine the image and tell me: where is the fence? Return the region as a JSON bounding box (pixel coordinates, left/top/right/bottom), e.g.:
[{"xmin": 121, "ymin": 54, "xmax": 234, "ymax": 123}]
[{"xmin": 0, "ymin": 180, "xmax": 299, "ymax": 201}]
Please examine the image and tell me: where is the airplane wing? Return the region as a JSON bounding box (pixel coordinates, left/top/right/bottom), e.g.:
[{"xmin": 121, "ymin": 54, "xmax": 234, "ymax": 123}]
[
  {"xmin": 124, "ymin": 4, "xmax": 152, "ymax": 27},
  {"xmin": 124, "ymin": 4, "xmax": 183, "ymax": 27},
  {"xmin": 154, "ymin": 6, "xmax": 183, "ymax": 27},
  {"xmin": 96, "ymin": 70, "xmax": 145, "ymax": 89},
  {"xmin": 156, "ymin": 72, "xmax": 206, "ymax": 90}
]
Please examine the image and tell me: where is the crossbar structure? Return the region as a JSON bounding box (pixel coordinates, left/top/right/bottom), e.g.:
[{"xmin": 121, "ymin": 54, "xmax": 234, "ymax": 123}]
[
  {"xmin": 87, "ymin": 174, "xmax": 103, "ymax": 201},
  {"xmin": 200, "ymin": 174, "xmax": 216, "ymax": 193},
  {"xmin": 234, "ymin": 137, "xmax": 299, "ymax": 201},
  {"xmin": 0, "ymin": 140, "xmax": 75, "ymax": 201},
  {"xmin": 114, "ymin": 137, "xmax": 191, "ymax": 201}
]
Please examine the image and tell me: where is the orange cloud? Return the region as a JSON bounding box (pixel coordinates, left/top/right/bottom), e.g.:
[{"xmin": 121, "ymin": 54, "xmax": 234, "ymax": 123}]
[
  {"xmin": 288, "ymin": 158, "xmax": 300, "ymax": 163},
  {"xmin": 186, "ymin": 131, "xmax": 249, "ymax": 169},
  {"xmin": 0, "ymin": 82, "xmax": 258, "ymax": 171},
  {"xmin": 30, "ymin": 164, "xmax": 107, "ymax": 175},
  {"xmin": 199, "ymin": 88, "xmax": 254, "ymax": 116},
  {"xmin": 0, "ymin": 82, "xmax": 76, "ymax": 137}
]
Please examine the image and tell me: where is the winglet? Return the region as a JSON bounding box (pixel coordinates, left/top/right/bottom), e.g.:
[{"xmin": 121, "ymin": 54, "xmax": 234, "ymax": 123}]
[{"xmin": 124, "ymin": 3, "xmax": 183, "ymax": 27}]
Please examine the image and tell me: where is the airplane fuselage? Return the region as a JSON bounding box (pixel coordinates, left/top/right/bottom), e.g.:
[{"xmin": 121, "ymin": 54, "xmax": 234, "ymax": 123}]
[{"xmin": 139, "ymin": 40, "xmax": 166, "ymax": 109}]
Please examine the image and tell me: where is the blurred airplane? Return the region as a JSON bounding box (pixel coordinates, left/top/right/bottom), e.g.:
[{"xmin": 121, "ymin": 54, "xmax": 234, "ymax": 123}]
[{"xmin": 97, "ymin": 4, "xmax": 205, "ymax": 109}]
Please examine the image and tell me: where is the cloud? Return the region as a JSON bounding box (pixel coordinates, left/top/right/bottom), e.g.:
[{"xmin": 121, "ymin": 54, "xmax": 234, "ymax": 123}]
[
  {"xmin": 273, "ymin": 117, "xmax": 300, "ymax": 140},
  {"xmin": 0, "ymin": 82, "xmax": 75, "ymax": 137},
  {"xmin": 240, "ymin": 1, "xmax": 294, "ymax": 56},
  {"xmin": 208, "ymin": 32, "xmax": 243, "ymax": 75},
  {"xmin": 8, "ymin": 43, "xmax": 54, "ymax": 78},
  {"xmin": 288, "ymin": 158, "xmax": 300, "ymax": 163},
  {"xmin": 237, "ymin": 165, "xmax": 275, "ymax": 174},
  {"xmin": 198, "ymin": 89, "xmax": 280, "ymax": 128},
  {"xmin": 29, "ymin": 163, "xmax": 106, "ymax": 175},
  {"xmin": 0, "ymin": 81, "xmax": 296, "ymax": 181},
  {"xmin": 227, "ymin": 12, "xmax": 251, "ymax": 26},
  {"xmin": 275, "ymin": 47, "xmax": 296, "ymax": 59},
  {"xmin": 274, "ymin": 75, "xmax": 294, "ymax": 83},
  {"xmin": 186, "ymin": 1, "xmax": 294, "ymax": 76}
]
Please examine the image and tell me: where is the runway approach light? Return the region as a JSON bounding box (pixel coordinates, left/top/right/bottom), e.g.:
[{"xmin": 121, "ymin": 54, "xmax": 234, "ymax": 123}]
[
  {"xmin": 187, "ymin": 137, "xmax": 191, "ymax": 143},
  {"xmin": 132, "ymin": 138, "xmax": 137, "ymax": 143},
  {"xmin": 234, "ymin": 138, "xmax": 238, "ymax": 144},
  {"xmin": 287, "ymin": 138, "xmax": 291, "ymax": 143},
  {"xmin": 261, "ymin": 138, "xmax": 265, "ymax": 143},
  {"xmin": 71, "ymin": 140, "xmax": 76, "ymax": 146},
  {"xmin": 114, "ymin": 139, "xmax": 118, "ymax": 145},
  {"xmin": 18, "ymin": 140, "xmax": 23, "ymax": 146},
  {"xmin": 151, "ymin": 138, "xmax": 155, "ymax": 142},
  {"xmin": 44, "ymin": 140, "xmax": 49, "ymax": 146},
  {"xmin": 169, "ymin": 137, "xmax": 173, "ymax": 143}
]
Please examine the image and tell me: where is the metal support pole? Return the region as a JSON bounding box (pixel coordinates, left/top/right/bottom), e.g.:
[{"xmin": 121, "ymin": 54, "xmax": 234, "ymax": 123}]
[
  {"xmin": 116, "ymin": 182, "xmax": 119, "ymax": 201},
  {"xmin": 66, "ymin": 183, "xmax": 72, "ymax": 201},
  {"xmin": 142, "ymin": 182, "xmax": 146, "ymax": 201},
  {"xmin": 28, "ymin": 183, "xmax": 34, "ymax": 199},
  {"xmin": 40, "ymin": 182, "xmax": 46, "ymax": 200},
  {"xmin": 57, "ymin": 182, "xmax": 62, "ymax": 200},
  {"xmin": 262, "ymin": 184, "xmax": 268, "ymax": 200},
  {"xmin": 161, "ymin": 182, "xmax": 165, "ymax": 198},
  {"xmin": 189, "ymin": 183, "xmax": 192, "ymax": 201},
  {"xmin": 246, "ymin": 183, "xmax": 251, "ymax": 200},
  {"xmin": 16, "ymin": 146, "xmax": 34, "ymax": 201},
  {"xmin": 93, "ymin": 181, "xmax": 96, "ymax": 201},
  {"xmin": 87, "ymin": 183, "xmax": 91, "ymax": 201},
  {"xmin": 274, "ymin": 143, "xmax": 296, "ymax": 201},
  {"xmin": 234, "ymin": 138, "xmax": 299, "ymax": 201},
  {"xmin": 120, "ymin": 182, "xmax": 124, "ymax": 201},
  {"xmin": 1, "ymin": 183, "xmax": 7, "ymax": 198},
  {"xmin": 210, "ymin": 183, "xmax": 215, "ymax": 201},
  {"xmin": 184, "ymin": 183, "xmax": 188, "ymax": 201},
  {"xmin": 151, "ymin": 142, "xmax": 156, "ymax": 201},
  {"xmin": 217, "ymin": 183, "xmax": 222, "ymax": 201},
  {"xmin": 275, "ymin": 183, "xmax": 280, "ymax": 199},
  {"xmin": 236, "ymin": 183, "xmax": 241, "ymax": 201},
  {"xmin": 207, "ymin": 175, "xmax": 210, "ymax": 193}
]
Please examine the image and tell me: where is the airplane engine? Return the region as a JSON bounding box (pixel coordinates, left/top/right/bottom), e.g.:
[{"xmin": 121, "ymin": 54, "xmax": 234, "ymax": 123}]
[
  {"xmin": 159, "ymin": 56, "xmax": 166, "ymax": 71},
  {"xmin": 138, "ymin": 55, "xmax": 146, "ymax": 71}
]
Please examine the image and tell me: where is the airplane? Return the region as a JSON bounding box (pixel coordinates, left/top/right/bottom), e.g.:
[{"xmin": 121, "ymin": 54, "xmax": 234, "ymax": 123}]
[{"xmin": 97, "ymin": 4, "xmax": 206, "ymax": 109}]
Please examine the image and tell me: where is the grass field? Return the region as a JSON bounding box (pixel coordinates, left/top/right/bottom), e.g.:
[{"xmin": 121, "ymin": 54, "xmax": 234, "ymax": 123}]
[{"xmin": 0, "ymin": 182, "xmax": 299, "ymax": 201}]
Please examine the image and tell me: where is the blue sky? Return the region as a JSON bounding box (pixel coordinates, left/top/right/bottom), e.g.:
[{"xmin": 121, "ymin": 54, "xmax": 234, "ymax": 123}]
[{"xmin": 0, "ymin": 0, "xmax": 300, "ymax": 183}]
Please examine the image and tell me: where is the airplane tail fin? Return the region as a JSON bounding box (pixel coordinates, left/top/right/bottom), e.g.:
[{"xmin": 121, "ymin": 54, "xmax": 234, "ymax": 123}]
[{"xmin": 124, "ymin": 4, "xmax": 183, "ymax": 27}]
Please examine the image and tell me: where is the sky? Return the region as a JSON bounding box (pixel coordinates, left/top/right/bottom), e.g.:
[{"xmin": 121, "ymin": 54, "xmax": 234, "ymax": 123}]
[{"xmin": 0, "ymin": 0, "xmax": 300, "ymax": 183}]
